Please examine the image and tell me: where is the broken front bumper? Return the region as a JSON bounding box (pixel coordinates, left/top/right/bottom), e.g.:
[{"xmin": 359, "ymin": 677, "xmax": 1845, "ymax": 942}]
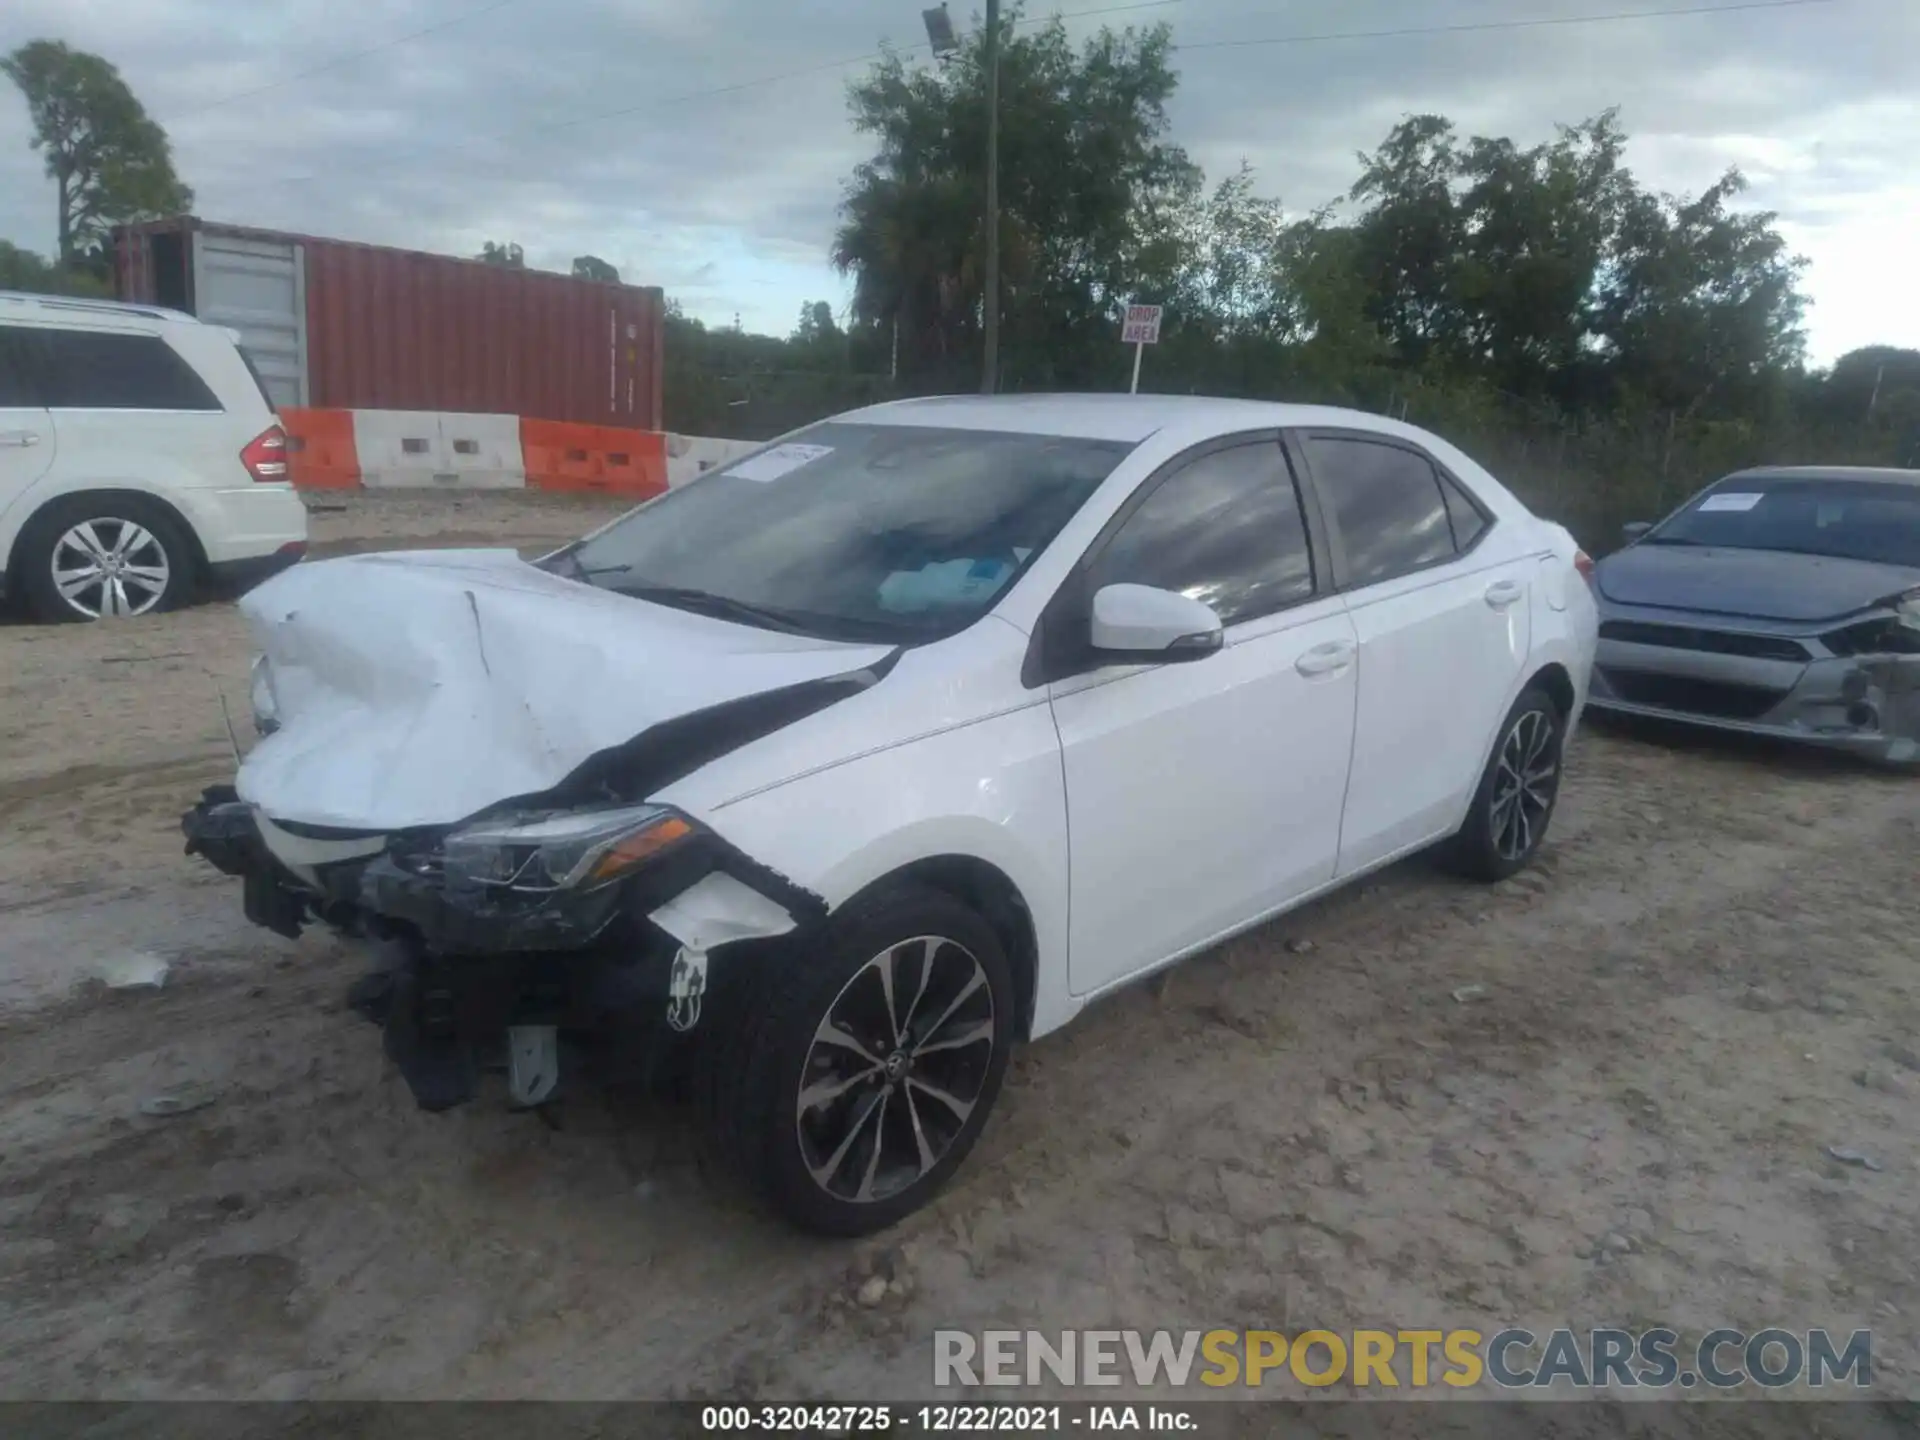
[
  {"xmin": 1590, "ymin": 632, "xmax": 1920, "ymax": 766},
  {"xmin": 181, "ymin": 787, "xmax": 824, "ymax": 1111}
]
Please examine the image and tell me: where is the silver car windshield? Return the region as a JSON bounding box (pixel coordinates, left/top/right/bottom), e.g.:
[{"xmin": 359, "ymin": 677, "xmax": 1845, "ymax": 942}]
[
  {"xmin": 1648, "ymin": 478, "xmax": 1920, "ymax": 568},
  {"xmin": 557, "ymin": 422, "xmax": 1134, "ymax": 643}
]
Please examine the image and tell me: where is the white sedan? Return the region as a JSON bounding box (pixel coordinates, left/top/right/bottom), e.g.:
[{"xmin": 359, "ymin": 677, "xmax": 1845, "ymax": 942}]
[{"xmin": 182, "ymin": 394, "xmax": 1596, "ymax": 1234}]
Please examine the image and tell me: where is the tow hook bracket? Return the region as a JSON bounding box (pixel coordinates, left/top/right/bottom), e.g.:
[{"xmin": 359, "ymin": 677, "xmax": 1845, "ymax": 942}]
[
  {"xmin": 507, "ymin": 1025, "xmax": 560, "ymax": 1107},
  {"xmin": 649, "ymin": 870, "xmax": 800, "ymax": 1034},
  {"xmin": 667, "ymin": 948, "xmax": 708, "ymax": 1033}
]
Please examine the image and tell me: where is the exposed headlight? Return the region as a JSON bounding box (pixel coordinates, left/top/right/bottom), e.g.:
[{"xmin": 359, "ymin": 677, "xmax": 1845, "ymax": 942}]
[
  {"xmin": 441, "ymin": 804, "xmax": 695, "ymax": 893},
  {"xmin": 249, "ymin": 655, "xmax": 280, "ymax": 736}
]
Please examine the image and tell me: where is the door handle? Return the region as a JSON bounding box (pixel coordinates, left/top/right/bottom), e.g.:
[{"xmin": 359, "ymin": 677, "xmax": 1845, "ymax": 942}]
[
  {"xmin": 1484, "ymin": 579, "xmax": 1524, "ymax": 609},
  {"xmin": 0, "ymin": 431, "xmax": 41, "ymax": 447},
  {"xmin": 1295, "ymin": 640, "xmax": 1355, "ymax": 677}
]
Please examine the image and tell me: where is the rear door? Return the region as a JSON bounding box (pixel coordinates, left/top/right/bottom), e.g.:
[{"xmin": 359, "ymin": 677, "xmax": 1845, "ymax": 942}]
[
  {"xmin": 0, "ymin": 325, "xmax": 56, "ymax": 528},
  {"xmin": 1289, "ymin": 429, "xmax": 1533, "ymax": 877}
]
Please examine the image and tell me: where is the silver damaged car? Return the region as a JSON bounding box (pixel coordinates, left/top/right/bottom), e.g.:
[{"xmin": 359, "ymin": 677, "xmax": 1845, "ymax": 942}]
[{"xmin": 1589, "ymin": 466, "xmax": 1920, "ymax": 765}]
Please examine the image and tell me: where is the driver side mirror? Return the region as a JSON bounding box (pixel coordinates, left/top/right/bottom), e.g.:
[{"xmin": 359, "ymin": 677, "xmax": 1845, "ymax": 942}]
[
  {"xmin": 1621, "ymin": 521, "xmax": 1653, "ymax": 545},
  {"xmin": 1089, "ymin": 583, "xmax": 1223, "ymax": 662}
]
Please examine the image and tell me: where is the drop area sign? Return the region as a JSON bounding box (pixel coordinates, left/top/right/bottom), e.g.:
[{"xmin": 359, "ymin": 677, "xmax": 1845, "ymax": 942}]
[{"xmin": 1122, "ymin": 304, "xmax": 1162, "ymax": 393}]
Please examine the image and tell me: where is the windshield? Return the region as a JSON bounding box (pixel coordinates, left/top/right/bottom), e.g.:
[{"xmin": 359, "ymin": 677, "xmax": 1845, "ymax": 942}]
[
  {"xmin": 559, "ymin": 422, "xmax": 1134, "ymax": 641},
  {"xmin": 1648, "ymin": 477, "xmax": 1920, "ymax": 568}
]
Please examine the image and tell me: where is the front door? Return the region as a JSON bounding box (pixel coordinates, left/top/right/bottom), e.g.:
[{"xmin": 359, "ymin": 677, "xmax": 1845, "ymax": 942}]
[{"xmin": 1047, "ymin": 437, "xmax": 1359, "ymax": 998}]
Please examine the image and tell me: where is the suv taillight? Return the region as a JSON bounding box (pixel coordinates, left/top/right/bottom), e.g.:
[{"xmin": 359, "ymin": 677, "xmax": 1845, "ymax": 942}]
[
  {"xmin": 1574, "ymin": 549, "xmax": 1594, "ymax": 581},
  {"xmin": 242, "ymin": 424, "xmax": 289, "ymax": 482}
]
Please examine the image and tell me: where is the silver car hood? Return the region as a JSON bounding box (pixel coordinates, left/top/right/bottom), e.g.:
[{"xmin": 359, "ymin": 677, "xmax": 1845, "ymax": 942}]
[
  {"xmin": 234, "ymin": 549, "xmax": 892, "ymax": 831},
  {"xmin": 1596, "ymin": 544, "xmax": 1919, "ymax": 624}
]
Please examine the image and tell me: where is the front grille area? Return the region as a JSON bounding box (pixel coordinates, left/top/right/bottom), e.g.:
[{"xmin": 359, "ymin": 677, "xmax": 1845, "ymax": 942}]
[
  {"xmin": 1599, "ymin": 620, "xmax": 1811, "ymax": 663},
  {"xmin": 1598, "ymin": 668, "xmax": 1789, "ymax": 721}
]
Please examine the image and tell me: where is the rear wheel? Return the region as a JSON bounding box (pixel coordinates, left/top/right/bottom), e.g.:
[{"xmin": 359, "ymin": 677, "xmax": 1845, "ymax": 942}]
[
  {"xmin": 1444, "ymin": 685, "xmax": 1565, "ymax": 882},
  {"xmin": 704, "ymin": 884, "xmax": 1013, "ymax": 1235},
  {"xmin": 18, "ymin": 495, "xmax": 195, "ymax": 622}
]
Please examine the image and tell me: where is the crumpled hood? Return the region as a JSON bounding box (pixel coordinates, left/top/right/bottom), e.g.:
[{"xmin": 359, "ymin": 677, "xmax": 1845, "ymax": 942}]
[
  {"xmin": 1596, "ymin": 544, "xmax": 1919, "ymax": 623},
  {"xmin": 235, "ymin": 549, "xmax": 893, "ymax": 831}
]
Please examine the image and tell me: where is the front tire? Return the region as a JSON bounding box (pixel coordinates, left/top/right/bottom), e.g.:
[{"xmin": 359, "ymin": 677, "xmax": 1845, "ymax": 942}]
[
  {"xmin": 1444, "ymin": 685, "xmax": 1565, "ymax": 882},
  {"xmin": 17, "ymin": 494, "xmax": 195, "ymax": 622},
  {"xmin": 707, "ymin": 884, "xmax": 1014, "ymax": 1236}
]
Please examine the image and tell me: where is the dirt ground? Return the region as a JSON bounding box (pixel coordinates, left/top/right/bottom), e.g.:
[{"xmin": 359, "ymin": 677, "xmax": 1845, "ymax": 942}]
[{"xmin": 1, "ymin": 491, "xmax": 1916, "ymax": 1403}]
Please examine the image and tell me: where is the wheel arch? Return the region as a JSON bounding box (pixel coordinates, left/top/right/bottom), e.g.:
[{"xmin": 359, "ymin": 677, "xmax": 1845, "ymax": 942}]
[
  {"xmin": 6, "ymin": 486, "xmax": 211, "ymax": 592},
  {"xmin": 837, "ymin": 854, "xmax": 1041, "ymax": 1042},
  {"xmin": 1528, "ymin": 660, "xmax": 1576, "ymax": 718}
]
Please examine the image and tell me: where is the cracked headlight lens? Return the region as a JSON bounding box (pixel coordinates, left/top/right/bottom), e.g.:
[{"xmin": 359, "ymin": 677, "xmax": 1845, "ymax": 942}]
[{"xmin": 441, "ymin": 804, "xmax": 695, "ymax": 893}]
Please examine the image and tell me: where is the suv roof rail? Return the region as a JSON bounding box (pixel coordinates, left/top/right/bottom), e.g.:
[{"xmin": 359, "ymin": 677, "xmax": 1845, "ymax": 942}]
[{"xmin": 0, "ymin": 290, "xmax": 193, "ymax": 324}]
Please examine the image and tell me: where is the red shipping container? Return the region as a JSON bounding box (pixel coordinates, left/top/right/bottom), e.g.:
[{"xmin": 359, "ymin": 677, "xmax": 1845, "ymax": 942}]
[{"xmin": 113, "ymin": 217, "xmax": 664, "ymax": 432}]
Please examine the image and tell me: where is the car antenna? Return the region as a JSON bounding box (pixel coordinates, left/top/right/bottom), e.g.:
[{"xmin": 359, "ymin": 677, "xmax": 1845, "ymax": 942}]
[{"xmin": 207, "ymin": 672, "xmax": 242, "ymax": 764}]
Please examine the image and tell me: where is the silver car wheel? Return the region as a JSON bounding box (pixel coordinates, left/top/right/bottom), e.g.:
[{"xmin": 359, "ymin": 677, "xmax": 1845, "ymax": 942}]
[
  {"xmin": 795, "ymin": 935, "xmax": 996, "ymax": 1204},
  {"xmin": 51, "ymin": 519, "xmax": 172, "ymax": 618},
  {"xmin": 1489, "ymin": 708, "xmax": 1559, "ymax": 862}
]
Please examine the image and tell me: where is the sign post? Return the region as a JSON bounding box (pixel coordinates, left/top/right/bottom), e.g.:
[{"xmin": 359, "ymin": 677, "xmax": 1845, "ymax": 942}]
[{"xmin": 1121, "ymin": 303, "xmax": 1162, "ymax": 394}]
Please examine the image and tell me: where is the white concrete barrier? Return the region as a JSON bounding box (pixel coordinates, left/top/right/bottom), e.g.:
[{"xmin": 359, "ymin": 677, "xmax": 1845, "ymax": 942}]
[
  {"xmin": 353, "ymin": 411, "xmax": 528, "ymax": 490},
  {"xmin": 666, "ymin": 433, "xmax": 761, "ymax": 488}
]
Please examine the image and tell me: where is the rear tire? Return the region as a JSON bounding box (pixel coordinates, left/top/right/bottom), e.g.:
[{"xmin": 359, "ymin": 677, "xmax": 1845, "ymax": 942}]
[
  {"xmin": 702, "ymin": 883, "xmax": 1013, "ymax": 1236},
  {"xmin": 17, "ymin": 494, "xmax": 196, "ymax": 622},
  {"xmin": 1443, "ymin": 684, "xmax": 1565, "ymax": 883}
]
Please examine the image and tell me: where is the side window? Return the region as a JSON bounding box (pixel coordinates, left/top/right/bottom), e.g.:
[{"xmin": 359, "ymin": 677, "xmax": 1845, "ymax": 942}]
[
  {"xmin": 37, "ymin": 329, "xmax": 222, "ymax": 411},
  {"xmin": 1088, "ymin": 441, "xmax": 1315, "ymax": 626},
  {"xmin": 1440, "ymin": 472, "xmax": 1489, "ymax": 551},
  {"xmin": 0, "ymin": 326, "xmax": 41, "ymax": 407},
  {"xmin": 1304, "ymin": 436, "xmax": 1454, "ymax": 587}
]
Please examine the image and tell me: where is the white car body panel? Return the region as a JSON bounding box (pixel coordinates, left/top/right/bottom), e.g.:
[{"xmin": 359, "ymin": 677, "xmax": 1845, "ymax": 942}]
[
  {"xmin": 1049, "ymin": 594, "xmax": 1358, "ymax": 996},
  {"xmin": 1335, "ymin": 547, "xmax": 1536, "ymax": 875},
  {"xmin": 237, "ymin": 548, "xmax": 892, "ymax": 830},
  {"xmin": 226, "ymin": 393, "xmax": 1596, "ymax": 1055}
]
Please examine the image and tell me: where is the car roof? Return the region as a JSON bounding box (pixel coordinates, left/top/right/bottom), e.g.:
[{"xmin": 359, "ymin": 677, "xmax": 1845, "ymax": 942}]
[
  {"xmin": 836, "ymin": 392, "xmax": 1411, "ymax": 444},
  {"xmin": 1722, "ymin": 465, "xmax": 1920, "ymax": 488},
  {"xmin": 0, "ymin": 290, "xmax": 197, "ymax": 329}
]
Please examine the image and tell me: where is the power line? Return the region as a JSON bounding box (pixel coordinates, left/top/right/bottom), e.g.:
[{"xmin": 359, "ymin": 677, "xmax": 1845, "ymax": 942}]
[
  {"xmin": 167, "ymin": 0, "xmax": 535, "ymax": 121},
  {"xmin": 1175, "ymin": 0, "xmax": 1834, "ymax": 52},
  {"xmin": 219, "ymin": 0, "xmax": 1836, "ymax": 197},
  {"xmin": 530, "ymin": 0, "xmax": 1185, "ymax": 137},
  {"xmin": 235, "ymin": 0, "xmax": 1186, "ymax": 186}
]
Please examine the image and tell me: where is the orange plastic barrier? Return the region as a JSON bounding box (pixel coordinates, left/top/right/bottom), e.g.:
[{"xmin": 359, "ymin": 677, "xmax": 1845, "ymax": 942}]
[
  {"xmin": 280, "ymin": 407, "xmax": 362, "ymax": 490},
  {"xmin": 520, "ymin": 419, "xmax": 668, "ymax": 498}
]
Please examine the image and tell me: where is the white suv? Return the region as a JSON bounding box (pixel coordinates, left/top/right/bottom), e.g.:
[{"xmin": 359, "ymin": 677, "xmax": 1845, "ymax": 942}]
[{"xmin": 0, "ymin": 291, "xmax": 309, "ymax": 621}]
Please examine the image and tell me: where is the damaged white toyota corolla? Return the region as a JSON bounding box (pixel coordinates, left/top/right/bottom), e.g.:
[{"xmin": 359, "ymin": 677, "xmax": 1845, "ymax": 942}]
[{"xmin": 184, "ymin": 394, "xmax": 1596, "ymax": 1234}]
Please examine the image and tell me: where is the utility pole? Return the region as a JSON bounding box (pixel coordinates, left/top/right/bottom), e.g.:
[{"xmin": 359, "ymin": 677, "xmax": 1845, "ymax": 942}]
[{"xmin": 981, "ymin": 0, "xmax": 1001, "ymax": 394}]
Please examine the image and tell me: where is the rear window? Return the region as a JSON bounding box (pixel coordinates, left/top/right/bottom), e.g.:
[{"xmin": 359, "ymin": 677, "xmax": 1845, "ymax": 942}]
[
  {"xmin": 31, "ymin": 329, "xmax": 222, "ymax": 411},
  {"xmin": 234, "ymin": 345, "xmax": 280, "ymax": 412}
]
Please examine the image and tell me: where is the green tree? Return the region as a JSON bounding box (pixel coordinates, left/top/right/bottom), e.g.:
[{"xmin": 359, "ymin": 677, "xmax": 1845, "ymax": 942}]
[
  {"xmin": 0, "ymin": 238, "xmax": 111, "ymax": 296},
  {"xmin": 1590, "ymin": 169, "xmax": 1807, "ymax": 418},
  {"xmin": 2, "ymin": 40, "xmax": 191, "ymax": 267},
  {"xmin": 478, "ymin": 240, "xmax": 525, "ymax": 267},
  {"xmin": 834, "ymin": 11, "xmax": 1197, "ymax": 389},
  {"xmin": 792, "ymin": 300, "xmax": 841, "ymax": 345},
  {"xmin": 571, "ymin": 254, "xmax": 619, "ymax": 283}
]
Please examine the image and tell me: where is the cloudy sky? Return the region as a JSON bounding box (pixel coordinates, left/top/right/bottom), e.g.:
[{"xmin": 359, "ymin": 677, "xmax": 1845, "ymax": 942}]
[{"xmin": 2, "ymin": 0, "xmax": 1914, "ymax": 363}]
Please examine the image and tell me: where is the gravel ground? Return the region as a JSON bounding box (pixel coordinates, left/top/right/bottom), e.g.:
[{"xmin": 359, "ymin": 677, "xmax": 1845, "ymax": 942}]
[{"xmin": 1, "ymin": 491, "xmax": 1916, "ymax": 1404}]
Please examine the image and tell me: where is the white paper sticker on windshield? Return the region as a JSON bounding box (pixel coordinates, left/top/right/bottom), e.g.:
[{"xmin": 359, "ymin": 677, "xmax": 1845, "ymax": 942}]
[
  {"xmin": 1698, "ymin": 491, "xmax": 1763, "ymax": 513},
  {"xmin": 727, "ymin": 443, "xmax": 834, "ymax": 483}
]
